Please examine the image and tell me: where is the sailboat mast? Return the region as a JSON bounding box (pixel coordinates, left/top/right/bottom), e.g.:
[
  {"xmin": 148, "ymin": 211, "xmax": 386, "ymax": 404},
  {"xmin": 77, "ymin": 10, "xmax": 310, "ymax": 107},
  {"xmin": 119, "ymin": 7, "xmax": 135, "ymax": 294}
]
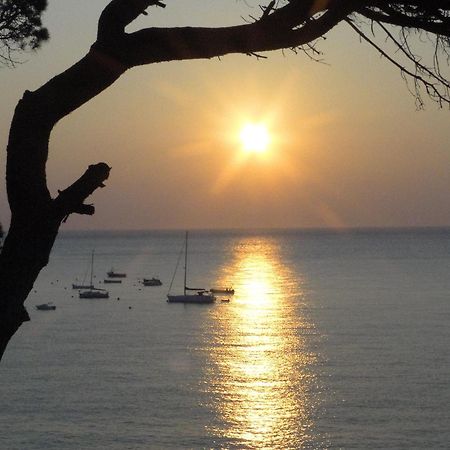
[
  {"xmin": 90, "ymin": 250, "xmax": 94, "ymax": 286},
  {"xmin": 183, "ymin": 231, "xmax": 188, "ymax": 295}
]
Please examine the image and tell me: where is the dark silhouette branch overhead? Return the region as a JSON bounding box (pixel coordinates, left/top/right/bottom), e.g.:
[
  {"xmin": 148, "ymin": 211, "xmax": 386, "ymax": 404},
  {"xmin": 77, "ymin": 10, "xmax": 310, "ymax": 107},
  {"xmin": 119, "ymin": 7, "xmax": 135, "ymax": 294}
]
[
  {"xmin": 102, "ymin": 0, "xmax": 450, "ymax": 107},
  {"xmin": 1, "ymin": 0, "xmax": 450, "ymax": 361}
]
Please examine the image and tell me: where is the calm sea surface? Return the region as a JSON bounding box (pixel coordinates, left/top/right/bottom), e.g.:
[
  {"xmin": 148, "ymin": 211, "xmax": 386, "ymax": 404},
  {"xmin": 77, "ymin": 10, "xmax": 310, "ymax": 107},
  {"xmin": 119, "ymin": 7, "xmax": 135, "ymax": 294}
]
[{"xmin": 1, "ymin": 228, "xmax": 450, "ymax": 449}]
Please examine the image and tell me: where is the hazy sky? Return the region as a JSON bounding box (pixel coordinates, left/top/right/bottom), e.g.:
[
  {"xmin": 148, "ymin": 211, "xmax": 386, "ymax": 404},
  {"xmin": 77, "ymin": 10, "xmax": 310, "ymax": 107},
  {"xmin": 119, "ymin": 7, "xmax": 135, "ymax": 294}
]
[{"xmin": 1, "ymin": 0, "xmax": 449, "ymax": 230}]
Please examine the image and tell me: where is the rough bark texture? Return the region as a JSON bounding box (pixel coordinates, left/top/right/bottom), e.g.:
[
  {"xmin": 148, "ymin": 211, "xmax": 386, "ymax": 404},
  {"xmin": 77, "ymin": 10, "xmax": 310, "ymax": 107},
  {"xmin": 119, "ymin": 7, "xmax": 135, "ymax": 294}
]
[{"xmin": 1, "ymin": 0, "xmax": 449, "ymax": 361}]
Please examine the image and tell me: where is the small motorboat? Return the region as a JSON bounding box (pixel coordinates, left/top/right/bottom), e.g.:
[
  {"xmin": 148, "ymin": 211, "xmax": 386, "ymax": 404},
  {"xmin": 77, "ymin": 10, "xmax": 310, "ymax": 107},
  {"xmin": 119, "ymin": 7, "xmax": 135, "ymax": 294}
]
[
  {"xmin": 35, "ymin": 303, "xmax": 56, "ymax": 311},
  {"xmin": 210, "ymin": 287, "xmax": 235, "ymax": 295},
  {"xmin": 142, "ymin": 277, "xmax": 162, "ymax": 286},
  {"xmin": 104, "ymin": 279, "xmax": 122, "ymax": 284},
  {"xmin": 107, "ymin": 269, "xmax": 127, "ymax": 278},
  {"xmin": 79, "ymin": 289, "xmax": 109, "ymax": 299}
]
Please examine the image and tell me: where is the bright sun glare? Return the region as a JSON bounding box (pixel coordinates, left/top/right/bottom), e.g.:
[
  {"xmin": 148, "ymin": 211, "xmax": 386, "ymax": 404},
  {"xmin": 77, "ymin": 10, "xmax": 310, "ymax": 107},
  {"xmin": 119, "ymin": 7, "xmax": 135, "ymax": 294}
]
[{"xmin": 240, "ymin": 123, "xmax": 269, "ymax": 153}]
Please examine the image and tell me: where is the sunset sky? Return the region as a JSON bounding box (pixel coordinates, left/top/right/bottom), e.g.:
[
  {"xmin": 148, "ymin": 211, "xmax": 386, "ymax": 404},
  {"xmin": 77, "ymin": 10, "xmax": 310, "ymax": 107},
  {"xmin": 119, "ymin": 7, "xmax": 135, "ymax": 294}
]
[{"xmin": 1, "ymin": 0, "xmax": 449, "ymax": 230}]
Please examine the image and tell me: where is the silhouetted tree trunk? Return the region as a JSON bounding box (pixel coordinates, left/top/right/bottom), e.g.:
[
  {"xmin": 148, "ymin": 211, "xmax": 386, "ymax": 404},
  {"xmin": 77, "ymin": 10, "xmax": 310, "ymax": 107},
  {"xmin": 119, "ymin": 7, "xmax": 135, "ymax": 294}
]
[{"xmin": 1, "ymin": 0, "xmax": 450, "ymax": 360}]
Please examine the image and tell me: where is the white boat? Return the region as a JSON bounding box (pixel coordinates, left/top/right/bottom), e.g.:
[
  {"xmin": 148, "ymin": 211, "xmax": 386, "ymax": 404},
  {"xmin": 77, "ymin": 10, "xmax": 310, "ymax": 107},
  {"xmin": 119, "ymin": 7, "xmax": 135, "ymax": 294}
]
[
  {"xmin": 167, "ymin": 232, "xmax": 215, "ymax": 304},
  {"xmin": 78, "ymin": 250, "xmax": 109, "ymax": 299}
]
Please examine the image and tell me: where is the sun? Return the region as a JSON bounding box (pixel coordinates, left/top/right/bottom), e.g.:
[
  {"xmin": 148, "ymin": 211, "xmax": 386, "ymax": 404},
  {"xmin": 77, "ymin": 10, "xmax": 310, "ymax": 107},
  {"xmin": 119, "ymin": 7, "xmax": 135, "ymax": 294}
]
[{"xmin": 240, "ymin": 123, "xmax": 270, "ymax": 153}]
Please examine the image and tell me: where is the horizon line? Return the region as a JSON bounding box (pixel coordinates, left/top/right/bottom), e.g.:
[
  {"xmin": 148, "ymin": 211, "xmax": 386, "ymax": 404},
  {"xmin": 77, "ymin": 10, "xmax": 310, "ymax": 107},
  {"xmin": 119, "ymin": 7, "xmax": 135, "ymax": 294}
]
[{"xmin": 54, "ymin": 225, "xmax": 450, "ymax": 233}]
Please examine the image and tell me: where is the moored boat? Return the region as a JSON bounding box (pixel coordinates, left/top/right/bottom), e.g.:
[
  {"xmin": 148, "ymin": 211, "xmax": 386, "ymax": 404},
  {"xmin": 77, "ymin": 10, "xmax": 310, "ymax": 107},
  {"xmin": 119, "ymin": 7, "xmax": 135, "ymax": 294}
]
[
  {"xmin": 167, "ymin": 290, "xmax": 215, "ymax": 304},
  {"xmin": 72, "ymin": 283, "xmax": 94, "ymax": 290},
  {"xmin": 107, "ymin": 269, "xmax": 126, "ymax": 278},
  {"xmin": 35, "ymin": 302, "xmax": 56, "ymax": 310},
  {"xmin": 210, "ymin": 287, "xmax": 235, "ymax": 295},
  {"xmin": 167, "ymin": 232, "xmax": 215, "ymax": 304},
  {"xmin": 78, "ymin": 250, "xmax": 109, "ymax": 299},
  {"xmin": 142, "ymin": 277, "xmax": 162, "ymax": 286},
  {"xmin": 79, "ymin": 289, "xmax": 109, "ymax": 299},
  {"xmin": 72, "ymin": 251, "xmax": 95, "ymax": 289}
]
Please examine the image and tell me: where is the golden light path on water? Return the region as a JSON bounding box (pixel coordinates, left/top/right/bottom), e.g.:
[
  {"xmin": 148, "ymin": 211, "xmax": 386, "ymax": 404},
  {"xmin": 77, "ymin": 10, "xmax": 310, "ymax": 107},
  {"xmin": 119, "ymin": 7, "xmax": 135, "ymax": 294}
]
[{"xmin": 205, "ymin": 237, "xmax": 321, "ymax": 449}]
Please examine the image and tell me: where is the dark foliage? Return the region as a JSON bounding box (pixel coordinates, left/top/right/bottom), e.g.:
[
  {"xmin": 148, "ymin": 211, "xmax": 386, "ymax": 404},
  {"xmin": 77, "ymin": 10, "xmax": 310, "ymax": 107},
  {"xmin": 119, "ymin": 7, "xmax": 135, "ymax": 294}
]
[
  {"xmin": 0, "ymin": 0, "xmax": 49, "ymax": 66},
  {"xmin": 260, "ymin": 0, "xmax": 450, "ymax": 107}
]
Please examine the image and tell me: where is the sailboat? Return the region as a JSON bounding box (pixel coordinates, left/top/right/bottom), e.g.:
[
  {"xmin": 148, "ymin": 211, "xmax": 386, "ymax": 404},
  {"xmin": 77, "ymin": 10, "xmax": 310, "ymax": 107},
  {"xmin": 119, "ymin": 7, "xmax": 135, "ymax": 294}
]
[
  {"xmin": 78, "ymin": 250, "xmax": 109, "ymax": 299},
  {"xmin": 72, "ymin": 251, "xmax": 95, "ymax": 289},
  {"xmin": 167, "ymin": 232, "xmax": 215, "ymax": 304}
]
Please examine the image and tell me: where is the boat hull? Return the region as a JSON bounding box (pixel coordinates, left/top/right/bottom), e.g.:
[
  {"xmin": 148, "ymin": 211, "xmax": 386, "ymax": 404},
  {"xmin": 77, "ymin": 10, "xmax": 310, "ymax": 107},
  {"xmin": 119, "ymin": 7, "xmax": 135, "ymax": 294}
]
[
  {"xmin": 143, "ymin": 278, "xmax": 162, "ymax": 286},
  {"xmin": 72, "ymin": 284, "xmax": 94, "ymax": 290},
  {"xmin": 79, "ymin": 290, "xmax": 109, "ymax": 299},
  {"xmin": 35, "ymin": 303, "xmax": 56, "ymax": 310},
  {"xmin": 210, "ymin": 288, "xmax": 234, "ymax": 295},
  {"xmin": 107, "ymin": 271, "xmax": 126, "ymax": 278},
  {"xmin": 167, "ymin": 294, "xmax": 215, "ymax": 304}
]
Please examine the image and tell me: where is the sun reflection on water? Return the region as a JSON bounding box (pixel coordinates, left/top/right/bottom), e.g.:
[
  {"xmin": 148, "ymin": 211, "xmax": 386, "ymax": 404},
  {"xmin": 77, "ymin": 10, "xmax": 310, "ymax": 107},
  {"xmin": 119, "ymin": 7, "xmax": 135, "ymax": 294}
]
[{"xmin": 205, "ymin": 237, "xmax": 321, "ymax": 449}]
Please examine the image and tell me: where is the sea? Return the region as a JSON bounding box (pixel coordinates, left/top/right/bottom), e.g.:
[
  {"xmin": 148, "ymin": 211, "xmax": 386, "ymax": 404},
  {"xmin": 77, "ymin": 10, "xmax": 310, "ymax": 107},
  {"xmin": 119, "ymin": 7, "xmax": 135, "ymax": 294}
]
[{"xmin": 1, "ymin": 228, "xmax": 450, "ymax": 449}]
